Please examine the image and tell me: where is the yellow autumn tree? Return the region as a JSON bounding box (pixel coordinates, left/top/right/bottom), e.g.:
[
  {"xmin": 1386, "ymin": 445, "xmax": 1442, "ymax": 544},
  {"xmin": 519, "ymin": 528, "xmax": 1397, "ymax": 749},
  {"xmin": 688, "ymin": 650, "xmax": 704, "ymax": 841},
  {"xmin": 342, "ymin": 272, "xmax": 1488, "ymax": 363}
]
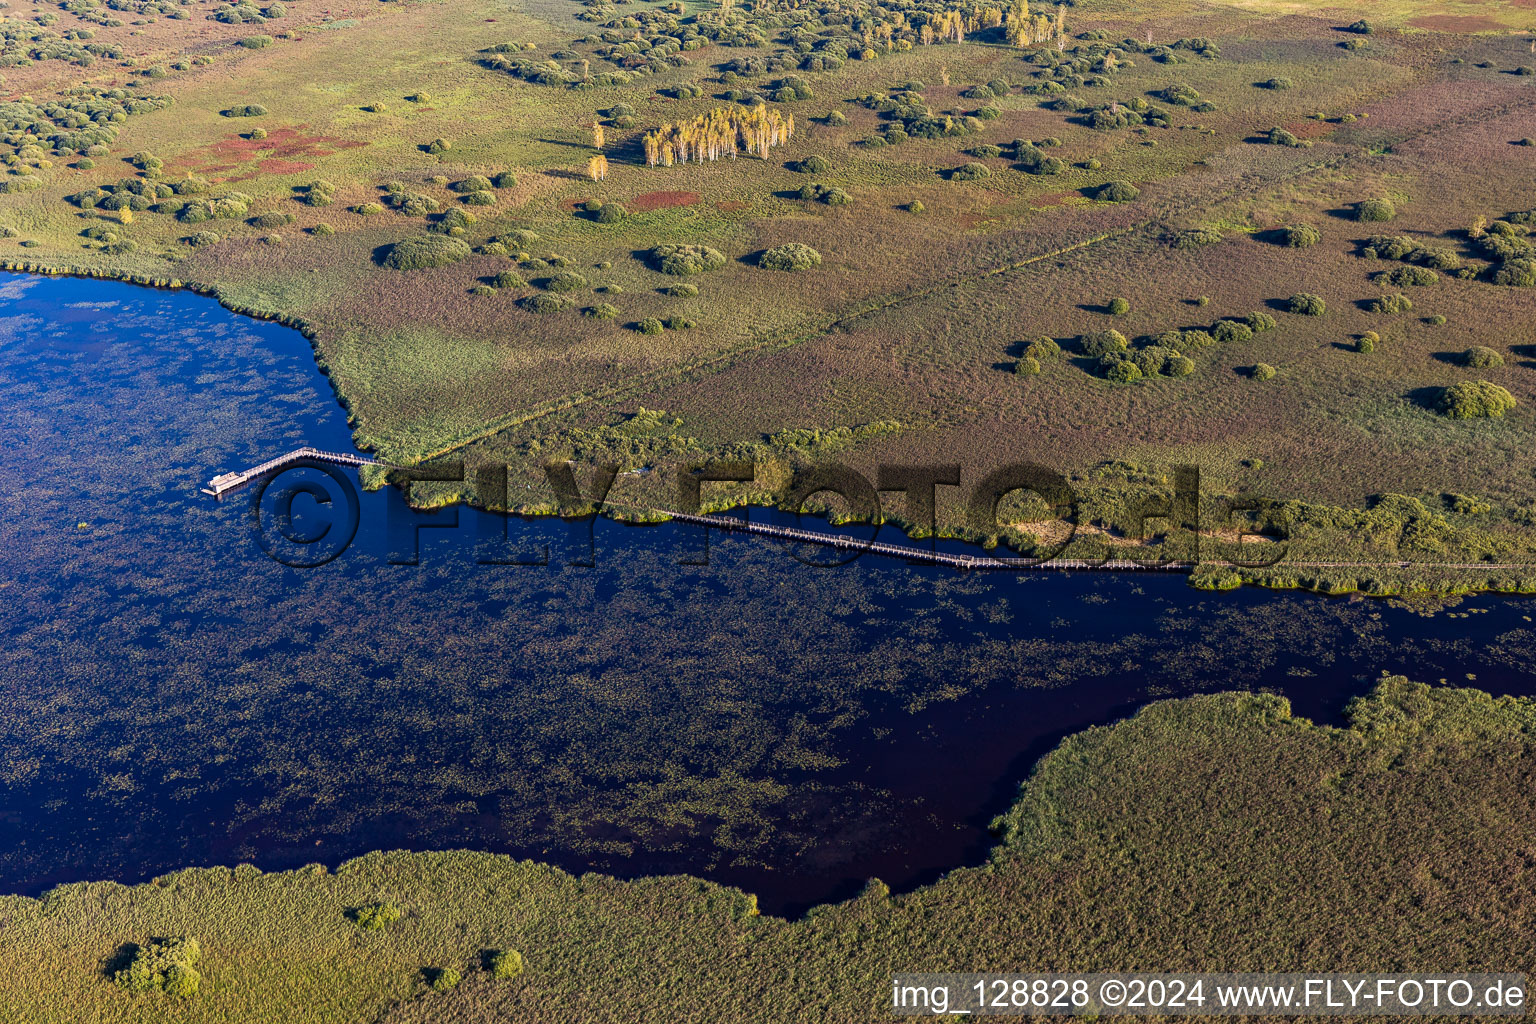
[
  {"xmin": 642, "ymin": 106, "xmax": 794, "ymax": 167},
  {"xmin": 587, "ymin": 153, "xmax": 608, "ymax": 181},
  {"xmin": 592, "ymin": 121, "xmax": 605, "ymax": 149}
]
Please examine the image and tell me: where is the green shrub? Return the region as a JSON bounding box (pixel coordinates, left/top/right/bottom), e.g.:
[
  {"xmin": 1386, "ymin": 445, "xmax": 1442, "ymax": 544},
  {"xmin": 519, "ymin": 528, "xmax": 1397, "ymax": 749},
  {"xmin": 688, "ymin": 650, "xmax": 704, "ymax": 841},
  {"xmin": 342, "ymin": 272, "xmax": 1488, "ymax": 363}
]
[
  {"xmin": 650, "ymin": 244, "xmax": 726, "ymax": 275},
  {"xmin": 521, "ymin": 293, "xmax": 572, "ymax": 313},
  {"xmin": 758, "ymin": 243, "xmax": 821, "ymax": 271},
  {"xmin": 1130, "ymin": 345, "xmax": 1176, "ymax": 377},
  {"xmin": 1376, "ymin": 265, "xmax": 1437, "ymax": 287},
  {"xmin": 424, "ymin": 138, "xmax": 452, "ymax": 155},
  {"xmin": 1492, "ymin": 258, "xmax": 1536, "ymax": 286},
  {"xmin": 1016, "ymin": 356, "xmax": 1041, "ymax": 375},
  {"xmin": 1107, "ymin": 296, "xmax": 1130, "ymax": 315},
  {"xmin": 429, "ymin": 968, "xmax": 462, "ymax": 992},
  {"xmin": 187, "ymin": 230, "xmax": 221, "ymax": 246},
  {"xmin": 470, "ymin": 284, "xmax": 495, "ymax": 296},
  {"xmin": 1427, "ymin": 314, "xmax": 1447, "ymax": 325},
  {"xmin": 1462, "ymin": 346, "xmax": 1503, "ymax": 368},
  {"xmin": 666, "ymin": 316, "xmax": 697, "ymax": 329},
  {"xmin": 585, "ymin": 302, "xmax": 620, "ymax": 319},
  {"xmin": 239, "ymin": 34, "xmax": 273, "ymax": 48},
  {"xmin": 1438, "ymin": 380, "xmax": 1515, "ymax": 419},
  {"xmin": 1356, "ymin": 198, "xmax": 1396, "ymax": 222},
  {"xmin": 542, "ymin": 272, "xmax": 588, "ymax": 292},
  {"xmin": 223, "ymin": 104, "xmax": 267, "ymax": 117},
  {"xmin": 380, "ymin": 235, "xmax": 471, "ymax": 270},
  {"xmin": 1369, "ymin": 292, "xmax": 1413, "ymax": 314},
  {"xmin": 1094, "ymin": 180, "xmax": 1139, "ymax": 202},
  {"xmin": 1287, "ymin": 292, "xmax": 1326, "ymax": 316},
  {"xmin": 311, "ymin": 223, "xmax": 335, "ymax": 236},
  {"xmin": 1170, "ymin": 227, "xmax": 1222, "ymax": 249},
  {"xmin": 664, "ymin": 282, "xmax": 699, "ymax": 297},
  {"xmin": 950, "ymin": 162, "xmax": 991, "ymax": 181},
  {"xmin": 1212, "ymin": 320, "xmax": 1254, "ymax": 344},
  {"xmin": 113, "ymin": 937, "xmax": 202, "ymax": 997},
  {"xmin": 1024, "ymin": 336, "xmax": 1060, "ymax": 360},
  {"xmin": 354, "ymin": 202, "xmax": 384, "ymax": 216},
  {"xmin": 1078, "ymin": 329, "xmax": 1128, "ymax": 357},
  {"xmin": 452, "ymin": 175, "xmax": 493, "ymax": 193},
  {"xmin": 1104, "ymin": 360, "xmax": 1142, "ymax": 383},
  {"xmin": 637, "ymin": 316, "xmax": 665, "ymax": 334},
  {"xmin": 462, "ymin": 191, "xmax": 496, "ymax": 206},
  {"xmin": 1282, "ymin": 223, "xmax": 1320, "ymax": 248},
  {"xmin": 491, "ymin": 171, "xmax": 517, "ymax": 188},
  {"xmin": 593, "ymin": 202, "xmax": 626, "ymax": 223},
  {"xmin": 795, "ymin": 155, "xmax": 832, "ymax": 173},
  {"xmin": 1356, "ymin": 334, "xmax": 1376, "ymax": 353},
  {"xmin": 249, "ymin": 211, "xmax": 293, "ymax": 229},
  {"xmin": 493, "ymin": 271, "xmax": 527, "ymax": 289},
  {"xmin": 490, "ymin": 950, "xmax": 524, "ymax": 979},
  {"xmin": 1258, "ymin": 77, "xmax": 1292, "ymax": 89},
  {"xmin": 1347, "ymin": 18, "xmax": 1372, "ymax": 33},
  {"xmin": 1165, "ymin": 355, "xmax": 1195, "ymax": 377},
  {"xmin": 432, "ymin": 208, "xmax": 476, "ymax": 235},
  {"xmin": 76, "ymin": 158, "xmax": 95, "ymax": 169},
  {"xmin": 300, "ymin": 180, "xmax": 337, "ymax": 206},
  {"xmin": 1245, "ymin": 311, "xmax": 1278, "ymax": 333},
  {"xmin": 1251, "ymin": 363, "xmax": 1276, "ymax": 380}
]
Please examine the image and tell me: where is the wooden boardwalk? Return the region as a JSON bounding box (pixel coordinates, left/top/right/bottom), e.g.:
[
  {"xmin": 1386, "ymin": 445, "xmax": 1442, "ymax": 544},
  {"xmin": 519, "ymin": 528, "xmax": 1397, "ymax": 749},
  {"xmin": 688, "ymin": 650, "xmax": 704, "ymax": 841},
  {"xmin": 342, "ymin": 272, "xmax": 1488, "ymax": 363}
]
[
  {"xmin": 201, "ymin": 446, "xmax": 381, "ymax": 497},
  {"xmin": 665, "ymin": 510, "xmax": 1192, "ymax": 573}
]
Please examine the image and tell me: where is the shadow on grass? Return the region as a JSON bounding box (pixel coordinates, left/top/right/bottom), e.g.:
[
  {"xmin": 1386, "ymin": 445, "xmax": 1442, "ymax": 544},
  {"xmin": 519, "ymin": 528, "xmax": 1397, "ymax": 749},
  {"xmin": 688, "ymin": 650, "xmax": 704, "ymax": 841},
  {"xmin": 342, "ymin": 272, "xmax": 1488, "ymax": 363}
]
[{"xmin": 1405, "ymin": 385, "xmax": 1446, "ymax": 412}]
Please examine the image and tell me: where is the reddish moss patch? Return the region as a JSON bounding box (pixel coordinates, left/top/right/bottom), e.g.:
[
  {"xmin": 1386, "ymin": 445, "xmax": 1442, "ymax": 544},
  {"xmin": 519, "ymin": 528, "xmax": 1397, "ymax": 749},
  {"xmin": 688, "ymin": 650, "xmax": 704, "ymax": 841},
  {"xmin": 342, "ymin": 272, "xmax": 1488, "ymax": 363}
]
[{"xmin": 632, "ymin": 190, "xmax": 700, "ymax": 211}]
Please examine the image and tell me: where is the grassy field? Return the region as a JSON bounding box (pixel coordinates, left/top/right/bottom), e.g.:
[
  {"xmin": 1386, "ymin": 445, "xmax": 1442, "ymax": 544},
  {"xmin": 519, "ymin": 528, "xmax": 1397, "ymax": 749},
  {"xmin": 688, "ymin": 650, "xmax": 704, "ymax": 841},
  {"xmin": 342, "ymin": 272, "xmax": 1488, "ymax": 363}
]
[
  {"xmin": 0, "ymin": 0, "xmax": 1534, "ymax": 584},
  {"xmin": 1, "ymin": 678, "xmax": 1534, "ymax": 1022}
]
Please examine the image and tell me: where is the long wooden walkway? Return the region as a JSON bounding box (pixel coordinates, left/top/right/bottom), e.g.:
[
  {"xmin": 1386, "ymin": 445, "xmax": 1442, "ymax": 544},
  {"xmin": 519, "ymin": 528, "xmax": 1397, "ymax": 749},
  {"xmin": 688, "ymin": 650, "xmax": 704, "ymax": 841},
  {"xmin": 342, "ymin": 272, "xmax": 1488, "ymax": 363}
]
[
  {"xmin": 665, "ymin": 510, "xmax": 1191, "ymax": 573},
  {"xmin": 201, "ymin": 446, "xmax": 381, "ymax": 497}
]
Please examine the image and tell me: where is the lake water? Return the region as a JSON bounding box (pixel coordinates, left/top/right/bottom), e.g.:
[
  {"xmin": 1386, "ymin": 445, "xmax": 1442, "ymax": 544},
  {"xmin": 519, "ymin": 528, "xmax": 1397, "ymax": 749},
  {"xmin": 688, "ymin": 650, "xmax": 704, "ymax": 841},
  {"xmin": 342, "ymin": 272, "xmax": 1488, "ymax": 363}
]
[{"xmin": 4, "ymin": 272, "xmax": 1536, "ymax": 916}]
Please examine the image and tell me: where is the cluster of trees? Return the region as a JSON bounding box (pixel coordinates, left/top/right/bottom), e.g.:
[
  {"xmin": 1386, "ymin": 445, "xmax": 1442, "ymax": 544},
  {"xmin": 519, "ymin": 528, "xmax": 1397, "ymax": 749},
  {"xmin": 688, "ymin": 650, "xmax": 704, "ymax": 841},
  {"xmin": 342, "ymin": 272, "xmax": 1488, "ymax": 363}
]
[
  {"xmin": 0, "ymin": 88, "xmax": 169, "ymax": 156},
  {"xmin": 1002, "ymin": 4, "xmax": 1065, "ymax": 48},
  {"xmin": 1472, "ymin": 213, "xmax": 1536, "ymax": 286},
  {"xmin": 1360, "ymin": 233, "xmax": 1462, "ymax": 271},
  {"xmin": 798, "ymin": 180, "xmax": 852, "ymax": 202},
  {"xmin": 641, "ymin": 106, "xmax": 794, "ymax": 166},
  {"xmin": 1058, "ymin": 309, "xmax": 1280, "ymax": 382},
  {"xmin": 112, "ymin": 937, "xmax": 201, "ymax": 998}
]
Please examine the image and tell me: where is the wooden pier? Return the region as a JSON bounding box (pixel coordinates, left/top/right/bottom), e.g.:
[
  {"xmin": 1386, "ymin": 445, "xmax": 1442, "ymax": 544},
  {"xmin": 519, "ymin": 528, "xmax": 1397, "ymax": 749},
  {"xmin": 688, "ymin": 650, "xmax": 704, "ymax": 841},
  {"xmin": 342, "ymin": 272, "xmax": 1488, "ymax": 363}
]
[{"xmin": 201, "ymin": 447, "xmax": 382, "ymax": 497}]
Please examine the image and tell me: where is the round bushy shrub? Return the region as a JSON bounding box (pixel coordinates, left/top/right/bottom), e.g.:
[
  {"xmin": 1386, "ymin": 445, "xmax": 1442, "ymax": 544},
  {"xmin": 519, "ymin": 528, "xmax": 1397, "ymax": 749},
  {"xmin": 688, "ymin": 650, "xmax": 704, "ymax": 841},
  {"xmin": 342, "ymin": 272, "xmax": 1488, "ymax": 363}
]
[
  {"xmin": 650, "ymin": 244, "xmax": 726, "ymax": 275},
  {"xmin": 1437, "ymin": 380, "xmax": 1515, "ymax": 419},
  {"xmin": 1078, "ymin": 329, "xmax": 1128, "ymax": 357},
  {"xmin": 1165, "ymin": 355, "xmax": 1195, "ymax": 377},
  {"xmin": 951, "ymin": 162, "xmax": 991, "ymax": 181},
  {"xmin": 490, "ymin": 950, "xmax": 524, "ymax": 979},
  {"xmin": 521, "ymin": 293, "xmax": 572, "ymax": 313},
  {"xmin": 1287, "ymin": 292, "xmax": 1326, "ymax": 316},
  {"xmin": 666, "ymin": 317, "xmax": 696, "ymax": 329},
  {"xmin": 188, "ymin": 230, "xmax": 221, "ymax": 246},
  {"xmin": 1180, "ymin": 328, "xmax": 1215, "ymax": 349},
  {"xmin": 249, "ymin": 211, "xmax": 294, "ymax": 229},
  {"xmin": 352, "ymin": 902, "xmax": 403, "ymax": 930},
  {"xmin": 1105, "ymin": 359, "xmax": 1142, "ymax": 383},
  {"xmin": 311, "ymin": 223, "xmax": 335, "ymax": 236},
  {"xmin": 1251, "ymin": 363, "xmax": 1276, "ymax": 380},
  {"xmin": 452, "ymin": 175, "xmax": 493, "ymax": 193},
  {"xmin": 637, "ymin": 316, "xmax": 665, "ymax": 334},
  {"xmin": 594, "ymin": 202, "xmax": 626, "ymax": 223},
  {"xmin": 1016, "ymin": 356, "xmax": 1041, "ymax": 376},
  {"xmin": 1094, "ymin": 180, "xmax": 1139, "ymax": 202},
  {"xmin": 1370, "ymin": 292, "xmax": 1413, "ymax": 314},
  {"xmin": 1130, "ymin": 345, "xmax": 1176, "ymax": 376},
  {"xmin": 542, "ymin": 272, "xmax": 589, "ymax": 292},
  {"xmin": 354, "ymin": 201, "xmax": 384, "ymax": 216},
  {"xmin": 1245, "ymin": 311, "xmax": 1278, "ymax": 333},
  {"xmin": 430, "ymin": 968, "xmax": 462, "ymax": 993},
  {"xmin": 380, "ymin": 234, "xmax": 472, "ymax": 270},
  {"xmin": 1259, "ymin": 77, "xmax": 1292, "ymax": 90},
  {"xmin": 223, "ymin": 104, "xmax": 268, "ymax": 117},
  {"xmin": 1024, "ymin": 336, "xmax": 1060, "ymax": 360},
  {"xmin": 758, "ymin": 243, "xmax": 821, "ymax": 271},
  {"xmin": 585, "ymin": 303, "xmax": 620, "ymax": 319},
  {"xmin": 1356, "ymin": 335, "xmax": 1375, "ymax": 353},
  {"xmin": 795, "ymin": 155, "xmax": 832, "ymax": 173},
  {"xmin": 1211, "ymin": 320, "xmax": 1254, "ymax": 344},
  {"xmin": 1492, "ymin": 258, "xmax": 1536, "ymax": 287},
  {"xmin": 1107, "ymin": 296, "xmax": 1130, "ymax": 315},
  {"xmin": 1463, "ymin": 346, "xmax": 1504, "ymax": 368},
  {"xmin": 664, "ymin": 282, "xmax": 699, "ymax": 297},
  {"xmin": 491, "ymin": 171, "xmax": 518, "ymax": 188},
  {"xmin": 1282, "ymin": 223, "xmax": 1320, "ymax": 248},
  {"xmin": 463, "ymin": 191, "xmax": 496, "ymax": 206},
  {"xmin": 493, "ymin": 271, "xmax": 526, "ymax": 289},
  {"xmin": 1170, "ymin": 227, "xmax": 1223, "ymax": 249},
  {"xmin": 1355, "ymin": 198, "xmax": 1396, "ymax": 222}
]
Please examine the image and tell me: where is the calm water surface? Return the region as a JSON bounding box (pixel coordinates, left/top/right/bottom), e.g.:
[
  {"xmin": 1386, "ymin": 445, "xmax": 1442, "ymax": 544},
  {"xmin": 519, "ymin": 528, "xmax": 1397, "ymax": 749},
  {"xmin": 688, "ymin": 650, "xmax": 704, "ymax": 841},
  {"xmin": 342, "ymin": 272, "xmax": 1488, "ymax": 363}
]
[{"xmin": 2, "ymin": 273, "xmax": 1534, "ymax": 916}]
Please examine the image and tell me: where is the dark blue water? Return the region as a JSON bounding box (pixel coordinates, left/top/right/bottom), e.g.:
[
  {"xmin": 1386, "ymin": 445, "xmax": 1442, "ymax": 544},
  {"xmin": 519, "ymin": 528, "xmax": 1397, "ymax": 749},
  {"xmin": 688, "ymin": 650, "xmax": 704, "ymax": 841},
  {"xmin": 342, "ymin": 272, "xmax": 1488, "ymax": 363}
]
[{"xmin": 3, "ymin": 272, "xmax": 1536, "ymax": 917}]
